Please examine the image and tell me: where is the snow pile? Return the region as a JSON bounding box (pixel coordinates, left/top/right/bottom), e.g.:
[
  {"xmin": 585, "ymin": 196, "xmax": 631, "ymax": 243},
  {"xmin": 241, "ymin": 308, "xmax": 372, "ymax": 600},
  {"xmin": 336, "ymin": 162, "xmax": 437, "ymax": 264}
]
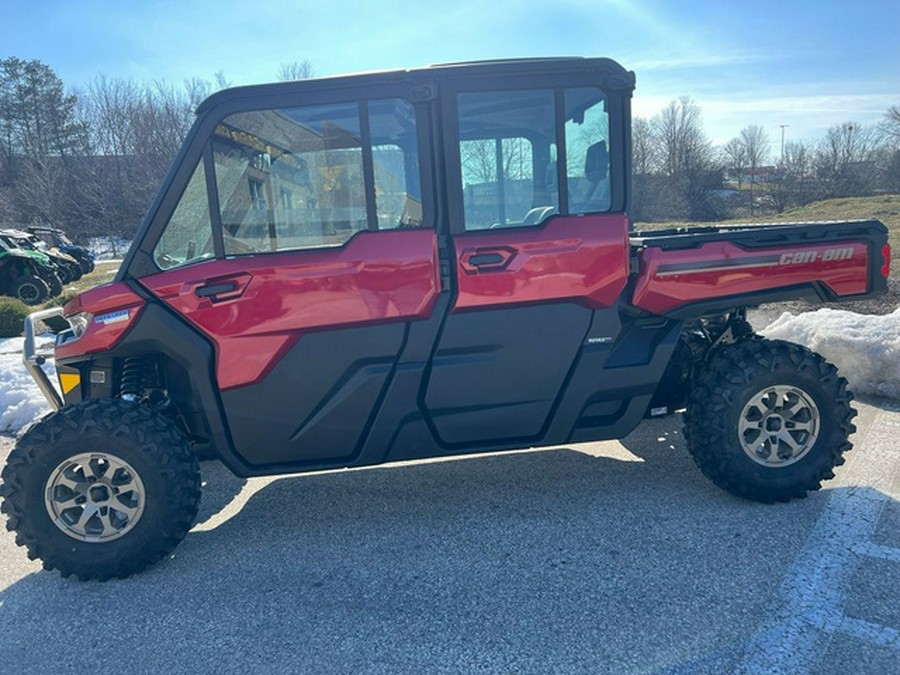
[
  {"xmin": 762, "ymin": 308, "xmax": 900, "ymax": 400},
  {"xmin": 88, "ymin": 236, "xmax": 131, "ymax": 261},
  {"xmin": 0, "ymin": 337, "xmax": 54, "ymax": 434}
]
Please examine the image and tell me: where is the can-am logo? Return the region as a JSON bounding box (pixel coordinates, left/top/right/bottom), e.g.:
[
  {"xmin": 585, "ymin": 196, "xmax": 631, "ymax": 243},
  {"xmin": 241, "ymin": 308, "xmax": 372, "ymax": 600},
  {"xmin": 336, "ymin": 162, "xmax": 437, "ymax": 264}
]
[{"xmin": 779, "ymin": 248, "xmax": 855, "ymax": 265}]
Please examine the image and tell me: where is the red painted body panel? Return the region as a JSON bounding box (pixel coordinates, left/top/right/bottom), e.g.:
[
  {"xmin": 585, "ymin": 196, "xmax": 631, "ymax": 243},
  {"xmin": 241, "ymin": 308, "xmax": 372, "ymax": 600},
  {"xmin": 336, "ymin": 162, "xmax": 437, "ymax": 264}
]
[
  {"xmin": 452, "ymin": 214, "xmax": 630, "ymax": 311},
  {"xmin": 139, "ymin": 229, "xmax": 440, "ymax": 390},
  {"xmin": 56, "ymin": 283, "xmax": 145, "ymax": 359},
  {"xmin": 632, "ymin": 240, "xmax": 870, "ymax": 315}
]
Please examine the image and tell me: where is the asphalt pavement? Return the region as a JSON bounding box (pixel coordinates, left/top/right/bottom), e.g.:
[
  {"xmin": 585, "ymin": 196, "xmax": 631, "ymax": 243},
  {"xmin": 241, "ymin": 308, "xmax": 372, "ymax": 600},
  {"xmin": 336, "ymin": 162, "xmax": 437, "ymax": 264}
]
[{"xmin": 1, "ymin": 399, "xmax": 898, "ymax": 674}]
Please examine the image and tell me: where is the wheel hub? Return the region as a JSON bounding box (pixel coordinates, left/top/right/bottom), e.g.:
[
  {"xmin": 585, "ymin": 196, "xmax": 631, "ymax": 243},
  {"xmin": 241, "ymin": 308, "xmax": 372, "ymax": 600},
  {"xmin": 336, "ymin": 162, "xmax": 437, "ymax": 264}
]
[
  {"xmin": 738, "ymin": 385, "xmax": 820, "ymax": 467},
  {"xmin": 44, "ymin": 453, "xmax": 146, "ymax": 542}
]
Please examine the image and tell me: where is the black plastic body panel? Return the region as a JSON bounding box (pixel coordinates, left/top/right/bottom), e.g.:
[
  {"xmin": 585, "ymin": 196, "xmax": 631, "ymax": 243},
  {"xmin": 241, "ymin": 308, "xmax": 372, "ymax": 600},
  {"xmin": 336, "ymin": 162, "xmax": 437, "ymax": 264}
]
[
  {"xmin": 219, "ymin": 324, "xmax": 406, "ymax": 466},
  {"xmin": 423, "ymin": 303, "xmax": 592, "ymax": 445}
]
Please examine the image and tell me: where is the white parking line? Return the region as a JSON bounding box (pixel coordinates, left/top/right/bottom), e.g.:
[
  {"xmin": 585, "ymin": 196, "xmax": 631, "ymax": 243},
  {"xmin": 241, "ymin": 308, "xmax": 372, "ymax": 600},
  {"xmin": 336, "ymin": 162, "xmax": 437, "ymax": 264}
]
[
  {"xmin": 736, "ymin": 405, "xmax": 900, "ymax": 673},
  {"xmin": 855, "ymin": 541, "xmax": 900, "ymax": 563},
  {"xmin": 837, "ymin": 616, "xmax": 900, "ymax": 649}
]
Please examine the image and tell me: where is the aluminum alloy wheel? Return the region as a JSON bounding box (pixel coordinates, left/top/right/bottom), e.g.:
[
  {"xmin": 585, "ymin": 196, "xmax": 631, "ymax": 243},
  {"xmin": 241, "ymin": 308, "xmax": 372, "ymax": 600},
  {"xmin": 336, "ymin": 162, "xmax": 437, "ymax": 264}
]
[
  {"xmin": 738, "ymin": 385, "xmax": 820, "ymax": 467},
  {"xmin": 44, "ymin": 453, "xmax": 146, "ymax": 542}
]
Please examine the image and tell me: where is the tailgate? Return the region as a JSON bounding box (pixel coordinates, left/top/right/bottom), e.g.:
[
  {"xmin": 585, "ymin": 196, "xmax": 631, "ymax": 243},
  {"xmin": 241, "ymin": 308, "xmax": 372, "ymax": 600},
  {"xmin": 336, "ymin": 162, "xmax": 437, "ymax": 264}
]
[{"xmin": 629, "ymin": 220, "xmax": 889, "ymax": 318}]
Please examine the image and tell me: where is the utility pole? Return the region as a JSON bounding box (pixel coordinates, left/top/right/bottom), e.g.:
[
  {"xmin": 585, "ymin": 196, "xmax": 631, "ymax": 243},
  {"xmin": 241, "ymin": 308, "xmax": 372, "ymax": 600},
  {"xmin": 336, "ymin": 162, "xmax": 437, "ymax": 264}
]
[{"xmin": 779, "ymin": 124, "xmax": 789, "ymax": 164}]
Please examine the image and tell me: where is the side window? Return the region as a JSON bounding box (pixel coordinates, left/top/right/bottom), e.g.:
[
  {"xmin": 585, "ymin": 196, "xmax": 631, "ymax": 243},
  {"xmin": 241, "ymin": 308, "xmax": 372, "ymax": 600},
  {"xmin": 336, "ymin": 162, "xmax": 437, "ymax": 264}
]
[
  {"xmin": 153, "ymin": 161, "xmax": 214, "ymax": 270},
  {"xmin": 370, "ymin": 98, "xmax": 423, "ymax": 229},
  {"xmin": 212, "ymin": 98, "xmax": 422, "ymax": 255},
  {"xmin": 457, "ymin": 90, "xmax": 556, "ymax": 231},
  {"xmin": 565, "ymin": 88, "xmax": 610, "ymax": 213}
]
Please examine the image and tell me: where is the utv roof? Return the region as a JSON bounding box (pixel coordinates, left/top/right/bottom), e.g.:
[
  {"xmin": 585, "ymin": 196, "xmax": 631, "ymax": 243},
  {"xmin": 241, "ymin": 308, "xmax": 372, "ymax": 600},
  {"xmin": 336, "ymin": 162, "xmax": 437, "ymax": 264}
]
[
  {"xmin": 1, "ymin": 228, "xmax": 33, "ymax": 239},
  {"xmin": 195, "ymin": 57, "xmax": 635, "ymax": 115}
]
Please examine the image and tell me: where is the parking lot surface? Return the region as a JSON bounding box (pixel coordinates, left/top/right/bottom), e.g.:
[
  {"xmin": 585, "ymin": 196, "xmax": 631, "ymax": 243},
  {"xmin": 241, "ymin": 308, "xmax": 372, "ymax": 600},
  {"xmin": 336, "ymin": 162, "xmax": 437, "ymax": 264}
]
[{"xmin": 1, "ymin": 399, "xmax": 898, "ymax": 673}]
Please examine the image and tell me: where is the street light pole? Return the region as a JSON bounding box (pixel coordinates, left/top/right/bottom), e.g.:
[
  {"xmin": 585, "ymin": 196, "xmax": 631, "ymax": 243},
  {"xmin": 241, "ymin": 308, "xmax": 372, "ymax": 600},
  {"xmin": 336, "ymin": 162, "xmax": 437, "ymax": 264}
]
[{"xmin": 780, "ymin": 124, "xmax": 789, "ymax": 164}]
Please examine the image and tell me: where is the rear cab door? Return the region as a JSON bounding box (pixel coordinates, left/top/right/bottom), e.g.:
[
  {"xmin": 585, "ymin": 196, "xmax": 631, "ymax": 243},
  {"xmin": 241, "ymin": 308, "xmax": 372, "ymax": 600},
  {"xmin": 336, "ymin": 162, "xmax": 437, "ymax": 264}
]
[{"xmin": 421, "ymin": 61, "xmax": 633, "ymax": 447}]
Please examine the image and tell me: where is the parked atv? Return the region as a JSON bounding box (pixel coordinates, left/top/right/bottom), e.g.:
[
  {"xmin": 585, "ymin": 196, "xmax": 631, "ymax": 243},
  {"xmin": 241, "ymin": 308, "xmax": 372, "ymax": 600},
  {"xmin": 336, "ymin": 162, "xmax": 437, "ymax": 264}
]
[
  {"xmin": 1, "ymin": 57, "xmax": 891, "ymax": 581},
  {"xmin": 27, "ymin": 226, "xmax": 96, "ymax": 275},
  {"xmin": 1, "ymin": 229, "xmax": 83, "ymax": 284},
  {"xmin": 0, "ymin": 238, "xmax": 51, "ymax": 304}
]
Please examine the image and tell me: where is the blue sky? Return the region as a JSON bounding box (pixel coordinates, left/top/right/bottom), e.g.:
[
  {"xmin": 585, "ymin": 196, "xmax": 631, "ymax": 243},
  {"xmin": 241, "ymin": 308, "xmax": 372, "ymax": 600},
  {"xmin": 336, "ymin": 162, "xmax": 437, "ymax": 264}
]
[{"xmin": 3, "ymin": 0, "xmax": 898, "ymax": 149}]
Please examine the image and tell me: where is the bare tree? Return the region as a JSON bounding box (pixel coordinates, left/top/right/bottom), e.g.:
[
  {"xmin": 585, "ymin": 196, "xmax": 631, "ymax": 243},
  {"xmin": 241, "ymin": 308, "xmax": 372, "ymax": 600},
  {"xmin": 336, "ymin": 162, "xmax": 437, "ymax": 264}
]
[
  {"xmin": 877, "ymin": 106, "xmax": 900, "ymax": 192},
  {"xmin": 881, "ymin": 105, "xmax": 900, "ymax": 143},
  {"xmin": 631, "ymin": 116, "xmax": 658, "ymax": 220},
  {"xmin": 739, "ymin": 125, "xmax": 770, "ymax": 215},
  {"xmin": 721, "ymin": 137, "xmax": 747, "ymax": 190},
  {"xmin": 653, "ymin": 97, "xmax": 722, "ymax": 220},
  {"xmin": 815, "ymin": 122, "xmax": 877, "ymax": 197},
  {"xmin": 770, "ymin": 140, "xmax": 813, "ymax": 212},
  {"xmin": 277, "ymin": 60, "xmax": 315, "ymax": 82},
  {"xmin": 75, "ymin": 74, "xmax": 226, "ymax": 243}
]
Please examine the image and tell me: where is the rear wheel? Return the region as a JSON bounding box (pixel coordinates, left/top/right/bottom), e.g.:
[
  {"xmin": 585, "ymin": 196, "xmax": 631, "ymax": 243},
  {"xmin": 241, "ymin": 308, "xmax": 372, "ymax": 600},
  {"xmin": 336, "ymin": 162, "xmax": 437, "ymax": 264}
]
[
  {"xmin": 12, "ymin": 274, "xmax": 49, "ymax": 305},
  {"xmin": 683, "ymin": 339, "xmax": 856, "ymax": 503},
  {"xmin": 1, "ymin": 399, "xmax": 201, "ymax": 580}
]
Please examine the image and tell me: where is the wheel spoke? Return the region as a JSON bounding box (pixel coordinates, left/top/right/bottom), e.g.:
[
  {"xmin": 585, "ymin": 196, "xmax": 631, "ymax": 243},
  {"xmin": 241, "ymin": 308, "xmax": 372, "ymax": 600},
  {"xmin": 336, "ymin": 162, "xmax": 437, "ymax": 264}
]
[
  {"xmin": 96, "ymin": 514, "xmax": 120, "ymax": 538},
  {"xmin": 751, "ymin": 438, "xmax": 769, "ymax": 459},
  {"xmin": 777, "ymin": 431, "xmax": 801, "ymax": 452},
  {"xmin": 76, "ymin": 503, "xmax": 99, "ymax": 529},
  {"xmin": 110, "ymin": 497, "xmax": 140, "ymax": 522}
]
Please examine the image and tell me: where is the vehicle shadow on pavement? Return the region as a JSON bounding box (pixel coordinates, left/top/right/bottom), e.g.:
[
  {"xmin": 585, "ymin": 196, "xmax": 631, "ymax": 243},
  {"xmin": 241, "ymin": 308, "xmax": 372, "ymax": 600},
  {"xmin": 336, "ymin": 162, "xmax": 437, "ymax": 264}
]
[{"xmin": 1, "ymin": 413, "xmax": 897, "ymax": 673}]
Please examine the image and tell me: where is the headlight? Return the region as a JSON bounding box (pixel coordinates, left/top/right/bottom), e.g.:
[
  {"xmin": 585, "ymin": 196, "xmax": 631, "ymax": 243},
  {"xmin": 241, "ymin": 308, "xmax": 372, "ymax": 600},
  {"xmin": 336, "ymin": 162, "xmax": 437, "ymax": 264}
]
[{"xmin": 68, "ymin": 312, "xmax": 92, "ymax": 339}]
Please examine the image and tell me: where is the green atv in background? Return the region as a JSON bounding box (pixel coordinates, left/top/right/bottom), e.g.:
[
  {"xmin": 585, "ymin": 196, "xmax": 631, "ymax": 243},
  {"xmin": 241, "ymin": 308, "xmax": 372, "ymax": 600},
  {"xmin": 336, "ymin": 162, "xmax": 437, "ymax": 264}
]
[
  {"xmin": 27, "ymin": 225, "xmax": 96, "ymax": 275},
  {"xmin": 0, "ymin": 237, "xmax": 52, "ymax": 304},
  {"xmin": 0, "ymin": 229, "xmax": 82, "ymax": 288}
]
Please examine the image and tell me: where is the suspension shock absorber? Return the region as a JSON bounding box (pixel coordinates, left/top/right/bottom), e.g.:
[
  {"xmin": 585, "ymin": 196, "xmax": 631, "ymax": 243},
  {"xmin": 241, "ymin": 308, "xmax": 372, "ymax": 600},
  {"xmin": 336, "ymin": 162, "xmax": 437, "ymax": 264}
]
[{"xmin": 119, "ymin": 356, "xmax": 144, "ymax": 402}]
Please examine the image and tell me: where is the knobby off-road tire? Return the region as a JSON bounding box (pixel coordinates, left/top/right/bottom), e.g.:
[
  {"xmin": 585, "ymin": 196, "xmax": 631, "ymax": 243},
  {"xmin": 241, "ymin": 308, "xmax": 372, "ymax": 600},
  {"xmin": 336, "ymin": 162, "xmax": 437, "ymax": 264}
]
[
  {"xmin": 683, "ymin": 339, "xmax": 856, "ymax": 503},
  {"xmin": 12, "ymin": 274, "xmax": 50, "ymax": 305},
  {"xmin": 0, "ymin": 399, "xmax": 201, "ymax": 580}
]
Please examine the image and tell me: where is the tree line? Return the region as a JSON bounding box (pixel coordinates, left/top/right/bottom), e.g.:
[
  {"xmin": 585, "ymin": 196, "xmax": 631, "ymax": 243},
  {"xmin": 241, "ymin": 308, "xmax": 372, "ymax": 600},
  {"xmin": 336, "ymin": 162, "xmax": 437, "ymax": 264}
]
[
  {"xmin": 633, "ymin": 97, "xmax": 900, "ymax": 222},
  {"xmin": 0, "ymin": 57, "xmax": 311, "ymax": 251},
  {"xmin": 0, "ymin": 57, "xmax": 898, "ymax": 245}
]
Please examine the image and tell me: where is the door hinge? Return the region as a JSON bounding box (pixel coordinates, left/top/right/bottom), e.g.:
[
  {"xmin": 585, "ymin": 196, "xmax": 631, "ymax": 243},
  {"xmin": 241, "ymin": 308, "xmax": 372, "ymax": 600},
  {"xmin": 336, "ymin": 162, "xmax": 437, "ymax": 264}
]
[{"xmin": 437, "ymin": 236, "xmax": 454, "ymax": 290}]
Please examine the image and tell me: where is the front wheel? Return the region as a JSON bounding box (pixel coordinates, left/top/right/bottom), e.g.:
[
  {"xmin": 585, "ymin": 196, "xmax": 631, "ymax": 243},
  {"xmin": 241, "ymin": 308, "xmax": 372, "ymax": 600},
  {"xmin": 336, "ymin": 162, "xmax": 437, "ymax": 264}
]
[
  {"xmin": 12, "ymin": 274, "xmax": 49, "ymax": 305},
  {"xmin": 683, "ymin": 339, "xmax": 856, "ymax": 503},
  {"xmin": 1, "ymin": 399, "xmax": 201, "ymax": 580}
]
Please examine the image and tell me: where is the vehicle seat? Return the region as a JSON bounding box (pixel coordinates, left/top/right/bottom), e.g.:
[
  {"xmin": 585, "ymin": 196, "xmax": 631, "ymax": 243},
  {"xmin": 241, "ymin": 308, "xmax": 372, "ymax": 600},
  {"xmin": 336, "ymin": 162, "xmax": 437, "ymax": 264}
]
[
  {"xmin": 581, "ymin": 141, "xmax": 610, "ymax": 212},
  {"xmin": 522, "ymin": 206, "xmax": 558, "ymax": 225}
]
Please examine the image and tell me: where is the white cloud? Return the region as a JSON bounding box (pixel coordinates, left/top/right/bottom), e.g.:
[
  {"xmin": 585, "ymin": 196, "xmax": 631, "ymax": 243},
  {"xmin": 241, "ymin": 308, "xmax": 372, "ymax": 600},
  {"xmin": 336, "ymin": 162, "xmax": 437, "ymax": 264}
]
[{"xmin": 632, "ymin": 91, "xmax": 898, "ymax": 144}]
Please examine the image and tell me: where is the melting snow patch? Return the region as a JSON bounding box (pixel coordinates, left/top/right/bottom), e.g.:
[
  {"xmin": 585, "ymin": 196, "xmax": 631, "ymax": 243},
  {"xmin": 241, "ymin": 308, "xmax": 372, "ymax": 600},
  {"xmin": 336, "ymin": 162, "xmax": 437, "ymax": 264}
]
[
  {"xmin": 0, "ymin": 337, "xmax": 54, "ymax": 434},
  {"xmin": 762, "ymin": 308, "xmax": 900, "ymax": 400}
]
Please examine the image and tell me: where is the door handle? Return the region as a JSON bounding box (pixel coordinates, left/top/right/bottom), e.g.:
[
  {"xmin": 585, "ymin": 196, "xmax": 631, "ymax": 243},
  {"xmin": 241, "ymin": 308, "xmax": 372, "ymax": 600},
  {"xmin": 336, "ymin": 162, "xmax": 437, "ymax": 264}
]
[
  {"xmin": 460, "ymin": 246, "xmax": 516, "ymax": 273},
  {"xmin": 195, "ymin": 281, "xmax": 239, "ymax": 298},
  {"xmin": 467, "ymin": 252, "xmax": 506, "ymax": 267},
  {"xmin": 191, "ymin": 272, "xmax": 252, "ymax": 302}
]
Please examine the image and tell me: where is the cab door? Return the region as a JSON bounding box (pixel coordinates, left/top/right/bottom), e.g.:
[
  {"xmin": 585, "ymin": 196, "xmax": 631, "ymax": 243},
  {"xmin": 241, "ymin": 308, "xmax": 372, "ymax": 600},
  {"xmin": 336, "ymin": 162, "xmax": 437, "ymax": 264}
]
[
  {"xmin": 138, "ymin": 92, "xmax": 440, "ymax": 467},
  {"xmin": 422, "ymin": 77, "xmax": 630, "ymax": 446}
]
